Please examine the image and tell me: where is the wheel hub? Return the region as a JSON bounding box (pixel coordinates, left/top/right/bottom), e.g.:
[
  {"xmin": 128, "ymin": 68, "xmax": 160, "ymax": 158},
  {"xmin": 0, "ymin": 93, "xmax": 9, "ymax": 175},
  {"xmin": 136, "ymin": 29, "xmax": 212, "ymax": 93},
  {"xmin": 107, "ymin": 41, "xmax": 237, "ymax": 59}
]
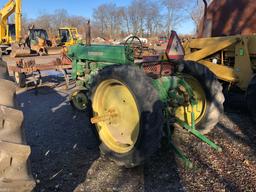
[
  {"xmin": 92, "ymin": 79, "xmax": 140, "ymax": 153},
  {"xmin": 71, "ymin": 90, "xmax": 88, "ymax": 110},
  {"xmin": 175, "ymin": 75, "xmax": 207, "ymax": 125}
]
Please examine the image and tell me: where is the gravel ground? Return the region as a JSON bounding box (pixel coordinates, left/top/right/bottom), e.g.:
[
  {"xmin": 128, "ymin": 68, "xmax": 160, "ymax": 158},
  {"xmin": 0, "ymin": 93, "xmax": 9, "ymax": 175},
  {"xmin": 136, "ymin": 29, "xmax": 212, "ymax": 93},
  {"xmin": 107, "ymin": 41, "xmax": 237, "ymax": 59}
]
[{"xmin": 15, "ymin": 76, "xmax": 256, "ymax": 192}]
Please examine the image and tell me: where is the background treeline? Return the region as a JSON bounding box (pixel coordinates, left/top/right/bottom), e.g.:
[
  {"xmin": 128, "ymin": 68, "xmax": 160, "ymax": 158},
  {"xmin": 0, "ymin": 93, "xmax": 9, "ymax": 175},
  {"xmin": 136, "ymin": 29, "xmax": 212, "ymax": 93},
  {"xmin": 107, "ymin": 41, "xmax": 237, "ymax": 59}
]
[{"xmin": 20, "ymin": 0, "xmax": 212, "ymax": 39}]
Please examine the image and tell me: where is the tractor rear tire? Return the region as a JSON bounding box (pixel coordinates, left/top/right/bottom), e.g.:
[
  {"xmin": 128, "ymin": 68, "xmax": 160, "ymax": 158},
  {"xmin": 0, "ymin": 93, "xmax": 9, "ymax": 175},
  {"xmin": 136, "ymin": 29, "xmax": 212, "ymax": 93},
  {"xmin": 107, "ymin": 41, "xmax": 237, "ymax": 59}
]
[
  {"xmin": 246, "ymin": 75, "xmax": 256, "ymax": 122},
  {"xmin": 182, "ymin": 61, "xmax": 225, "ymax": 134},
  {"xmin": 89, "ymin": 65, "xmax": 163, "ymax": 167}
]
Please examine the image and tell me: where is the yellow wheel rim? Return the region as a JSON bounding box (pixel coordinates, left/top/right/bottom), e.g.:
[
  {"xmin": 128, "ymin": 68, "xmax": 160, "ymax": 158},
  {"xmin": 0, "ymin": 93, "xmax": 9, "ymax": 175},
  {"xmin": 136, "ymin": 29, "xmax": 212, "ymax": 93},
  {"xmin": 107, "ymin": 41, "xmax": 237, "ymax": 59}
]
[
  {"xmin": 92, "ymin": 79, "xmax": 140, "ymax": 153},
  {"xmin": 175, "ymin": 75, "xmax": 207, "ymax": 125}
]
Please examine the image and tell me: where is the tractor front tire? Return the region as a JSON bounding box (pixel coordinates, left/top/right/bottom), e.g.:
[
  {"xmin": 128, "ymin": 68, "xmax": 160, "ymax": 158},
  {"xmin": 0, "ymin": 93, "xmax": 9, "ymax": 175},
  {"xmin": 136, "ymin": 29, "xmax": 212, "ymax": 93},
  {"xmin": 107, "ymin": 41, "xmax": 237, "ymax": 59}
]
[
  {"xmin": 246, "ymin": 75, "xmax": 256, "ymax": 122},
  {"xmin": 70, "ymin": 89, "xmax": 88, "ymax": 112},
  {"xmin": 89, "ymin": 65, "xmax": 163, "ymax": 167},
  {"xmin": 182, "ymin": 61, "xmax": 225, "ymax": 134}
]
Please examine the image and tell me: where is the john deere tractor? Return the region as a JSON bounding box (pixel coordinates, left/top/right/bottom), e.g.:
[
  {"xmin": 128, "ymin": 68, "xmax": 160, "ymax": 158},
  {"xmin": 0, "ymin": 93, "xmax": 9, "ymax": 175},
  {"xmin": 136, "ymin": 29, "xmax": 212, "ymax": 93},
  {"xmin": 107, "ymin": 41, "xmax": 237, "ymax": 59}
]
[{"xmin": 68, "ymin": 31, "xmax": 224, "ymax": 167}]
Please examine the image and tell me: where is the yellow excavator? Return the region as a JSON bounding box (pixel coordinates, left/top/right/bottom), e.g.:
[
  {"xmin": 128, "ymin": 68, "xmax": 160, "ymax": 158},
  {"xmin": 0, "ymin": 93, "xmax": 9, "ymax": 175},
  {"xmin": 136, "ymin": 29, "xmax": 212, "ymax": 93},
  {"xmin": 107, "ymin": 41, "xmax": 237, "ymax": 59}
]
[
  {"xmin": 49, "ymin": 27, "xmax": 79, "ymax": 54},
  {"xmin": 0, "ymin": 0, "xmax": 53, "ymax": 56},
  {"xmin": 0, "ymin": 0, "xmax": 21, "ymax": 54},
  {"xmin": 58, "ymin": 27, "xmax": 79, "ymax": 47}
]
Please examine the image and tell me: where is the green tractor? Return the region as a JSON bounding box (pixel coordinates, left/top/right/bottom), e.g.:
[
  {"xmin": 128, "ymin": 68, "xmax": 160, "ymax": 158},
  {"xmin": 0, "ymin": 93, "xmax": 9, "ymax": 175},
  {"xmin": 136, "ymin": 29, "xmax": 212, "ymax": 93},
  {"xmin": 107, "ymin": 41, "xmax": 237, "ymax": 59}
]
[{"xmin": 68, "ymin": 31, "xmax": 224, "ymax": 167}]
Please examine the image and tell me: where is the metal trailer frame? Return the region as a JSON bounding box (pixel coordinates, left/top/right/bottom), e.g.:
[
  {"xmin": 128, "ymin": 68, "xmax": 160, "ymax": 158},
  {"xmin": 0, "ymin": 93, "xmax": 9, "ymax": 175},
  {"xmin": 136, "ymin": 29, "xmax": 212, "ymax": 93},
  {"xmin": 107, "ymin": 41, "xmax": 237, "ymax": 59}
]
[{"xmin": 8, "ymin": 55, "xmax": 72, "ymax": 89}]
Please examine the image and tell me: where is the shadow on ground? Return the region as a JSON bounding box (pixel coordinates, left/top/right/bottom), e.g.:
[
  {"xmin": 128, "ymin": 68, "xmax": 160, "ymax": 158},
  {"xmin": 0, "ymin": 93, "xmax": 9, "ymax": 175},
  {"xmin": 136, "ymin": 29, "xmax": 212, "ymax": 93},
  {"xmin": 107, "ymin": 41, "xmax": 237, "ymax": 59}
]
[
  {"xmin": 222, "ymin": 90, "xmax": 256, "ymax": 154},
  {"xmin": 16, "ymin": 82, "xmax": 256, "ymax": 192},
  {"xmin": 17, "ymin": 86, "xmax": 99, "ymax": 192},
  {"xmin": 144, "ymin": 149, "xmax": 184, "ymax": 192},
  {"xmin": 16, "ymin": 85, "xmax": 185, "ymax": 192}
]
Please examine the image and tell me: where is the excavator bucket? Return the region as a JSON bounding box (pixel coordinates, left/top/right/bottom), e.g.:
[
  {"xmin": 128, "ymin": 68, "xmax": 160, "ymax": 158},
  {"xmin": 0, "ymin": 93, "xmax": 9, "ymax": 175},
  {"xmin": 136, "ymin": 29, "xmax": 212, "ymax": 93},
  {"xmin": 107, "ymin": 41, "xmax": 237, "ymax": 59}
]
[
  {"xmin": 10, "ymin": 43, "xmax": 31, "ymax": 57},
  {"xmin": 47, "ymin": 47, "xmax": 63, "ymax": 55}
]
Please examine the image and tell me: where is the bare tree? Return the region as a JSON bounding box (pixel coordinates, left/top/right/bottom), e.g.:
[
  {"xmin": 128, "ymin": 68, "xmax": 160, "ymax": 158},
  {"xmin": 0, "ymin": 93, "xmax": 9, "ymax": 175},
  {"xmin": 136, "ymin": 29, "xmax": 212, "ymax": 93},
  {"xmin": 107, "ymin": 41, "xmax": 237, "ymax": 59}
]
[
  {"xmin": 24, "ymin": 10, "xmax": 88, "ymax": 38},
  {"xmin": 21, "ymin": 0, "xmax": 205, "ymax": 40},
  {"xmin": 185, "ymin": 0, "xmax": 211, "ymax": 34},
  {"xmin": 145, "ymin": 1, "xmax": 162, "ymax": 36},
  {"xmin": 93, "ymin": 3, "xmax": 127, "ymax": 38},
  {"xmin": 121, "ymin": 7, "xmax": 130, "ymax": 34},
  {"xmin": 127, "ymin": 2, "xmax": 140, "ymax": 35},
  {"xmin": 161, "ymin": 0, "xmax": 188, "ymax": 36}
]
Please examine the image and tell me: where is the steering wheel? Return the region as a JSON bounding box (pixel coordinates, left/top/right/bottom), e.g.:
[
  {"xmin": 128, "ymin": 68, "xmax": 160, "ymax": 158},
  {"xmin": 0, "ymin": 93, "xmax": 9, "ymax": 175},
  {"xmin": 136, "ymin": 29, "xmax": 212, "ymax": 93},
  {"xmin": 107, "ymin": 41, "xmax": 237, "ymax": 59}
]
[{"xmin": 124, "ymin": 36, "xmax": 143, "ymax": 61}]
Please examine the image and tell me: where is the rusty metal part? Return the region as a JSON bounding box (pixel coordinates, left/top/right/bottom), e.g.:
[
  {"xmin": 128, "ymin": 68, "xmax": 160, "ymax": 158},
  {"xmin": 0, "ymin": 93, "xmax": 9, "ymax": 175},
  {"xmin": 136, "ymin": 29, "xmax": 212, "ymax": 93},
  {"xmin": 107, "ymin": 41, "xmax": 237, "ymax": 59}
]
[
  {"xmin": 91, "ymin": 109, "xmax": 118, "ymax": 124},
  {"xmin": 86, "ymin": 20, "xmax": 91, "ymax": 45},
  {"xmin": 198, "ymin": 0, "xmax": 256, "ymax": 37},
  {"xmin": 142, "ymin": 48, "xmax": 157, "ymax": 57},
  {"xmin": 59, "ymin": 54, "xmax": 72, "ymax": 65},
  {"xmin": 142, "ymin": 56, "xmax": 174, "ymax": 77},
  {"xmin": 11, "ymin": 43, "xmax": 31, "ymax": 57},
  {"xmin": 16, "ymin": 59, "xmax": 35, "ymax": 68},
  {"xmin": 9, "ymin": 56, "xmax": 71, "ymax": 73},
  {"xmin": 8, "ymin": 55, "xmax": 72, "ymax": 89},
  {"xmin": 178, "ymin": 85, "xmax": 190, "ymax": 105},
  {"xmin": 46, "ymin": 47, "xmax": 63, "ymax": 55}
]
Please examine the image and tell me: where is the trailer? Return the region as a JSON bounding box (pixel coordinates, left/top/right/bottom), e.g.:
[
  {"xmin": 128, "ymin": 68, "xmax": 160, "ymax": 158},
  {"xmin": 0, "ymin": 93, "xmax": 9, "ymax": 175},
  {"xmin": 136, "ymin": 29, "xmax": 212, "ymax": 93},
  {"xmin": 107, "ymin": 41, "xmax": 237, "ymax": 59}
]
[{"xmin": 8, "ymin": 54, "xmax": 72, "ymax": 88}]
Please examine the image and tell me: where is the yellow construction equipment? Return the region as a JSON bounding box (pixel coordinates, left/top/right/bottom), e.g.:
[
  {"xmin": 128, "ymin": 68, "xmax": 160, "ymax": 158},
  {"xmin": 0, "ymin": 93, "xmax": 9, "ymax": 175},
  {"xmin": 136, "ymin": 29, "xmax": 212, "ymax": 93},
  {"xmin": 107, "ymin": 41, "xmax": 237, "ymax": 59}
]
[
  {"xmin": 184, "ymin": 34, "xmax": 256, "ymax": 120},
  {"xmin": 49, "ymin": 27, "xmax": 79, "ymax": 55},
  {"xmin": 0, "ymin": 0, "xmax": 53, "ymax": 56},
  {"xmin": 58, "ymin": 27, "xmax": 79, "ymax": 47},
  {"xmin": 0, "ymin": 0, "xmax": 21, "ymax": 54},
  {"xmin": 184, "ymin": 35, "xmax": 256, "ymax": 90}
]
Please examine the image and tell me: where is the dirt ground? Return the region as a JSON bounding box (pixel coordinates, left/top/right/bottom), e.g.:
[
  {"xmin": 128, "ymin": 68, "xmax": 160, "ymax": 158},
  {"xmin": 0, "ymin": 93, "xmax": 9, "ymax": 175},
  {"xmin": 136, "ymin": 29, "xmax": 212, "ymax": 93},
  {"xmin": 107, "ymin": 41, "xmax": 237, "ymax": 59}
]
[{"xmin": 6, "ymin": 55, "xmax": 256, "ymax": 192}]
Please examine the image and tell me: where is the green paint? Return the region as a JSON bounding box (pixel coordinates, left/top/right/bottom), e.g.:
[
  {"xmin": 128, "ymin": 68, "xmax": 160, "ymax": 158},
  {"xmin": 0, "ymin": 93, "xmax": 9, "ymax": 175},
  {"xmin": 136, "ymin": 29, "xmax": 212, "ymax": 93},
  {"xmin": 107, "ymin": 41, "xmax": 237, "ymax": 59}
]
[
  {"xmin": 152, "ymin": 76, "xmax": 174, "ymax": 102},
  {"xmin": 68, "ymin": 43, "xmax": 223, "ymax": 168},
  {"xmin": 68, "ymin": 44, "xmax": 133, "ymax": 80},
  {"xmin": 152, "ymin": 75, "xmax": 196, "ymax": 105},
  {"xmin": 239, "ymin": 48, "xmax": 244, "ymax": 56},
  {"xmin": 176, "ymin": 118, "xmax": 222, "ymax": 152},
  {"xmin": 169, "ymin": 142, "xmax": 193, "ymax": 169}
]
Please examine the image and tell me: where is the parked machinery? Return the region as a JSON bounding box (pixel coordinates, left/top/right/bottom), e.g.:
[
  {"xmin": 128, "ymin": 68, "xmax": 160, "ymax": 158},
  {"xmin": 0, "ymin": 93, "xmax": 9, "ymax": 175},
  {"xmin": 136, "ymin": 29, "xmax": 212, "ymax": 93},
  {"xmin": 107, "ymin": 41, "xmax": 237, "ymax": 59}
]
[
  {"xmin": 58, "ymin": 27, "xmax": 79, "ymax": 47},
  {"xmin": 0, "ymin": 0, "xmax": 21, "ymax": 54},
  {"xmin": 0, "ymin": 0, "xmax": 55, "ymax": 57},
  {"xmin": 122, "ymin": 35, "xmax": 157, "ymax": 59},
  {"xmin": 184, "ymin": 34, "xmax": 256, "ymax": 120},
  {"xmin": 68, "ymin": 31, "xmax": 224, "ymax": 167}
]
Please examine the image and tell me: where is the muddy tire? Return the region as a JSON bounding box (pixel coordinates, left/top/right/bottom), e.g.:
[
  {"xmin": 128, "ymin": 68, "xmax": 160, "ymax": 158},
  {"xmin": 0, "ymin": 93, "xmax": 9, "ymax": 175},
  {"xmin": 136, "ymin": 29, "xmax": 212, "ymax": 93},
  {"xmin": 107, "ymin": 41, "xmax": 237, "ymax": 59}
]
[
  {"xmin": 246, "ymin": 75, "xmax": 256, "ymax": 122},
  {"xmin": 182, "ymin": 61, "xmax": 225, "ymax": 134},
  {"xmin": 0, "ymin": 63, "xmax": 35, "ymax": 191},
  {"xmin": 89, "ymin": 65, "xmax": 163, "ymax": 167}
]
